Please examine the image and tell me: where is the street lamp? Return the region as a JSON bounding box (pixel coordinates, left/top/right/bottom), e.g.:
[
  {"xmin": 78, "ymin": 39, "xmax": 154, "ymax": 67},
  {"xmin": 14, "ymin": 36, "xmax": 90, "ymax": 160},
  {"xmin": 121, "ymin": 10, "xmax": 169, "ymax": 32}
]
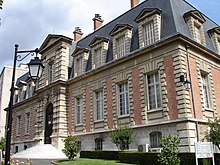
[
  {"xmin": 180, "ymin": 73, "xmax": 191, "ymax": 90},
  {"xmin": 5, "ymin": 44, "xmax": 44, "ymax": 165}
]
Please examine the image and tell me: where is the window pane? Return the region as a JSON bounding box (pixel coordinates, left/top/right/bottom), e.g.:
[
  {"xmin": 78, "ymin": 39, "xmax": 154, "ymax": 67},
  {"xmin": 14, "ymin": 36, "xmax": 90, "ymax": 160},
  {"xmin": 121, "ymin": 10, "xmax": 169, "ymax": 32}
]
[
  {"xmin": 144, "ymin": 21, "xmax": 155, "ymax": 46},
  {"xmin": 201, "ymin": 74, "xmax": 211, "ymax": 108},
  {"xmin": 95, "ymin": 90, "xmax": 104, "ymax": 120},
  {"xmin": 118, "ymin": 83, "xmax": 129, "ymax": 116},
  {"xmin": 117, "ymin": 35, "xmax": 126, "ymax": 58}
]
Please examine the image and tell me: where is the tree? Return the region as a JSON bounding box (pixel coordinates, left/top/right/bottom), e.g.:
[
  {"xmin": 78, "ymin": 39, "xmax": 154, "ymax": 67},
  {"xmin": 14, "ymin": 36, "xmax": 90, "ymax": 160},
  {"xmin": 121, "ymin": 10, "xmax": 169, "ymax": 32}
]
[
  {"xmin": 158, "ymin": 134, "xmax": 180, "ymax": 165},
  {"xmin": 0, "ymin": 0, "xmax": 3, "ymax": 9},
  {"xmin": 0, "ymin": 137, "xmax": 6, "ymax": 151},
  {"xmin": 207, "ymin": 119, "xmax": 220, "ymax": 150},
  {"xmin": 110, "ymin": 126, "xmax": 133, "ymax": 151},
  {"xmin": 62, "ymin": 136, "xmax": 79, "ymax": 160}
]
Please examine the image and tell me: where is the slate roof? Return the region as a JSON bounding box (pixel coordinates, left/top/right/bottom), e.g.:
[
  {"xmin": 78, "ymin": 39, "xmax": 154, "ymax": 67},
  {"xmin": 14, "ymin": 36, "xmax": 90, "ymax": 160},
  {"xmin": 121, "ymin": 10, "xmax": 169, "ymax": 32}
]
[
  {"xmin": 15, "ymin": 72, "xmax": 29, "ymax": 86},
  {"xmin": 70, "ymin": 0, "xmax": 219, "ymax": 78}
]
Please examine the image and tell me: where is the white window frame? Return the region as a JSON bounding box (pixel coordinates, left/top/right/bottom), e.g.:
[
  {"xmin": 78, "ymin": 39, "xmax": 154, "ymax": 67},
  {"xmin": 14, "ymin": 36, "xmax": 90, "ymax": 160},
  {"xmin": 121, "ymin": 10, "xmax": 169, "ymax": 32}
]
[
  {"xmin": 16, "ymin": 115, "xmax": 21, "ymax": 136},
  {"xmin": 150, "ymin": 131, "xmax": 162, "ymax": 148},
  {"xmin": 118, "ymin": 83, "xmax": 130, "ymax": 116},
  {"xmin": 201, "ymin": 74, "xmax": 211, "ymax": 109},
  {"xmin": 25, "ymin": 112, "xmax": 30, "ymax": 134},
  {"xmin": 94, "ymin": 47, "xmax": 102, "ymax": 68},
  {"xmin": 147, "ymin": 72, "xmax": 162, "ymax": 110},
  {"xmin": 94, "ymin": 90, "xmax": 104, "ymax": 121},
  {"xmin": 76, "ymin": 57, "xmax": 83, "ymax": 76},
  {"xmin": 117, "ymin": 35, "xmax": 126, "ymax": 58},
  {"xmin": 75, "ymin": 97, "xmax": 83, "ymax": 124},
  {"xmin": 194, "ymin": 23, "xmax": 202, "ymax": 44},
  {"xmin": 143, "ymin": 21, "xmax": 156, "ymax": 46}
]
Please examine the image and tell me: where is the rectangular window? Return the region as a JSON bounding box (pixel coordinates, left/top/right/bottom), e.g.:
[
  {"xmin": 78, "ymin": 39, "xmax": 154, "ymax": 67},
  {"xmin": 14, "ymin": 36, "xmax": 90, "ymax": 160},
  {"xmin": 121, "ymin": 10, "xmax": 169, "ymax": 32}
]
[
  {"xmin": 195, "ymin": 24, "xmax": 202, "ymax": 44},
  {"xmin": 76, "ymin": 58, "xmax": 83, "ymax": 76},
  {"xmin": 95, "ymin": 48, "xmax": 102, "ymax": 68},
  {"xmin": 117, "ymin": 35, "xmax": 126, "ymax": 58},
  {"xmin": 75, "ymin": 98, "xmax": 83, "ymax": 124},
  {"xmin": 94, "ymin": 90, "xmax": 104, "ymax": 121},
  {"xmin": 16, "ymin": 115, "xmax": 21, "ymax": 136},
  {"xmin": 25, "ymin": 112, "xmax": 30, "ymax": 134},
  {"xmin": 143, "ymin": 21, "xmax": 155, "ymax": 46},
  {"xmin": 118, "ymin": 83, "xmax": 129, "ymax": 116},
  {"xmin": 26, "ymin": 84, "xmax": 31, "ymax": 99},
  {"xmin": 49, "ymin": 63, "xmax": 54, "ymax": 83},
  {"xmin": 147, "ymin": 72, "xmax": 162, "ymax": 110},
  {"xmin": 201, "ymin": 74, "xmax": 211, "ymax": 109},
  {"xmin": 76, "ymin": 141, "xmax": 81, "ymax": 151},
  {"xmin": 217, "ymin": 38, "xmax": 220, "ymax": 54}
]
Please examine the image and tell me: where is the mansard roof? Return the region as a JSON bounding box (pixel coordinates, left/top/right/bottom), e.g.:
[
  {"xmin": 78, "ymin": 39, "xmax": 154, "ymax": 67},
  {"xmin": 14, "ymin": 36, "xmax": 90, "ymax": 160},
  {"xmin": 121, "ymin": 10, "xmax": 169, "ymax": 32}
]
[{"xmin": 70, "ymin": 0, "xmax": 219, "ymax": 78}]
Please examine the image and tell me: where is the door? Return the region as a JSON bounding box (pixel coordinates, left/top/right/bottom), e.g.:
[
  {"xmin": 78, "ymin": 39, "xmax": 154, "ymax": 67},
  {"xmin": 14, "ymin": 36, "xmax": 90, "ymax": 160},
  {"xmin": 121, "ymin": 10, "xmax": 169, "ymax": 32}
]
[{"xmin": 44, "ymin": 103, "xmax": 53, "ymax": 144}]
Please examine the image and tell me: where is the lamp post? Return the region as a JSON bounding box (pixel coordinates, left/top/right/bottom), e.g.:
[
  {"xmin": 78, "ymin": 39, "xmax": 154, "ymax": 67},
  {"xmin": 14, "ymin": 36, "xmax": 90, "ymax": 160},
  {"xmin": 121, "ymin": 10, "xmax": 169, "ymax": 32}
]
[{"xmin": 5, "ymin": 44, "xmax": 44, "ymax": 165}]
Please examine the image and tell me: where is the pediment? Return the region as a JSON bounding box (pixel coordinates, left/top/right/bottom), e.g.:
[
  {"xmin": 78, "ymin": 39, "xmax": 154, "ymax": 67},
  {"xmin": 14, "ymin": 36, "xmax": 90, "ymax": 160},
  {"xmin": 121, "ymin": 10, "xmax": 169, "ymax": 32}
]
[
  {"xmin": 183, "ymin": 10, "xmax": 206, "ymax": 23},
  {"xmin": 134, "ymin": 8, "xmax": 162, "ymax": 23},
  {"xmin": 39, "ymin": 34, "xmax": 72, "ymax": 54},
  {"xmin": 72, "ymin": 46, "xmax": 90, "ymax": 57},
  {"xmin": 89, "ymin": 36, "xmax": 109, "ymax": 47},
  {"xmin": 208, "ymin": 26, "xmax": 220, "ymax": 35},
  {"xmin": 109, "ymin": 23, "xmax": 133, "ymax": 36}
]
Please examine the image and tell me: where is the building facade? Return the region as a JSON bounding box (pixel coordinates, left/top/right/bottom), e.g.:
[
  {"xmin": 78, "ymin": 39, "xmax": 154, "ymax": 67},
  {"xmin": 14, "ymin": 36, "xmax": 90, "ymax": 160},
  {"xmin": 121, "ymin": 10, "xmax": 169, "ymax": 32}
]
[
  {"xmin": 0, "ymin": 64, "xmax": 28, "ymax": 138},
  {"xmin": 10, "ymin": 0, "xmax": 220, "ymax": 153}
]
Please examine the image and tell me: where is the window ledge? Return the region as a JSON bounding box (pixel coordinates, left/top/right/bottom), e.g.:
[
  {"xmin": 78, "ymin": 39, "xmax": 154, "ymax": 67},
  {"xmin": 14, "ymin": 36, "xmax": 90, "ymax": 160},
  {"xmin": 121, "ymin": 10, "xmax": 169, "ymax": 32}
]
[
  {"xmin": 94, "ymin": 119, "xmax": 104, "ymax": 123},
  {"xmin": 118, "ymin": 114, "xmax": 130, "ymax": 119},
  {"xmin": 147, "ymin": 108, "xmax": 163, "ymax": 113},
  {"xmin": 75, "ymin": 123, "xmax": 83, "ymax": 127},
  {"xmin": 205, "ymin": 108, "xmax": 213, "ymax": 112}
]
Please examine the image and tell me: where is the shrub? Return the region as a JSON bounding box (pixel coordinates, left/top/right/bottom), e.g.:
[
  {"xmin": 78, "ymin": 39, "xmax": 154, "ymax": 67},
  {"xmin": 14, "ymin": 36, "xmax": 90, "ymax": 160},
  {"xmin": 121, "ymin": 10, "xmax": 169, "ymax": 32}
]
[
  {"xmin": 80, "ymin": 150, "xmax": 119, "ymax": 160},
  {"xmin": 158, "ymin": 135, "xmax": 180, "ymax": 165},
  {"xmin": 62, "ymin": 136, "xmax": 79, "ymax": 160}
]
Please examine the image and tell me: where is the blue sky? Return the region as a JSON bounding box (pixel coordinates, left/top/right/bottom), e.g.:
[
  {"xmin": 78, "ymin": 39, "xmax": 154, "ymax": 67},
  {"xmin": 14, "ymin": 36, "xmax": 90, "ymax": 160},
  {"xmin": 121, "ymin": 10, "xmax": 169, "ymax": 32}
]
[{"xmin": 0, "ymin": 0, "xmax": 219, "ymax": 71}]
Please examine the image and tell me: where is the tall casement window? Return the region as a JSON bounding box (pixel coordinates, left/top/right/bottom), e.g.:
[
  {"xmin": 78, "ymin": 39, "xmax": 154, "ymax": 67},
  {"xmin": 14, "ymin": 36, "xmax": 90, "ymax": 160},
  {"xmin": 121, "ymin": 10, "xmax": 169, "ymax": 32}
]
[
  {"xmin": 195, "ymin": 24, "xmax": 202, "ymax": 44},
  {"xmin": 94, "ymin": 90, "xmax": 104, "ymax": 121},
  {"xmin": 16, "ymin": 115, "xmax": 21, "ymax": 136},
  {"xmin": 118, "ymin": 83, "xmax": 129, "ymax": 116},
  {"xmin": 76, "ymin": 141, "xmax": 81, "ymax": 151},
  {"xmin": 75, "ymin": 97, "xmax": 83, "ymax": 124},
  {"xmin": 201, "ymin": 74, "xmax": 211, "ymax": 109},
  {"xmin": 48, "ymin": 63, "xmax": 54, "ymax": 83},
  {"xmin": 26, "ymin": 84, "xmax": 31, "ymax": 99},
  {"xmin": 217, "ymin": 38, "xmax": 220, "ymax": 54},
  {"xmin": 147, "ymin": 72, "xmax": 162, "ymax": 110},
  {"xmin": 143, "ymin": 21, "xmax": 155, "ymax": 46},
  {"xmin": 150, "ymin": 131, "xmax": 162, "ymax": 148},
  {"xmin": 76, "ymin": 57, "xmax": 83, "ymax": 76},
  {"xmin": 95, "ymin": 138, "xmax": 103, "ymax": 150},
  {"xmin": 25, "ymin": 112, "xmax": 30, "ymax": 134},
  {"xmin": 94, "ymin": 48, "xmax": 102, "ymax": 68},
  {"xmin": 117, "ymin": 35, "xmax": 126, "ymax": 58}
]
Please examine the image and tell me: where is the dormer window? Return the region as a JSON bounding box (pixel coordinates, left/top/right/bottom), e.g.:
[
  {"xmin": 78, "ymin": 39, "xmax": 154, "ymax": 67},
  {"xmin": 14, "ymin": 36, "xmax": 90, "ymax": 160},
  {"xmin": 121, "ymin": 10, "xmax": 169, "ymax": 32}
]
[
  {"xmin": 110, "ymin": 24, "xmax": 132, "ymax": 59},
  {"xmin": 184, "ymin": 10, "xmax": 206, "ymax": 45},
  {"xmin": 208, "ymin": 27, "xmax": 220, "ymax": 54},
  {"xmin": 72, "ymin": 47, "xmax": 89, "ymax": 77},
  {"xmin": 117, "ymin": 35, "xmax": 126, "ymax": 58},
  {"xmin": 135, "ymin": 8, "xmax": 162, "ymax": 48},
  {"xmin": 89, "ymin": 37, "xmax": 109, "ymax": 69}
]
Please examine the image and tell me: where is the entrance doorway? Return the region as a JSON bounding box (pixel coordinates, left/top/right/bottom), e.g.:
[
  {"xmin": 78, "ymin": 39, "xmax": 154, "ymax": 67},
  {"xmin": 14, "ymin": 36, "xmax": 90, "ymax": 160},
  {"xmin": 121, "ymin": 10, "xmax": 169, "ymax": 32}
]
[{"xmin": 44, "ymin": 103, "xmax": 53, "ymax": 144}]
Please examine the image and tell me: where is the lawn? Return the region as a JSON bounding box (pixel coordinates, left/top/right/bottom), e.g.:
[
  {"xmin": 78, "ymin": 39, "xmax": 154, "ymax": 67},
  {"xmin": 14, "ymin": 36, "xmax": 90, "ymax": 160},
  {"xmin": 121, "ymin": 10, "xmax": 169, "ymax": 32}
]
[{"xmin": 55, "ymin": 158, "xmax": 135, "ymax": 165}]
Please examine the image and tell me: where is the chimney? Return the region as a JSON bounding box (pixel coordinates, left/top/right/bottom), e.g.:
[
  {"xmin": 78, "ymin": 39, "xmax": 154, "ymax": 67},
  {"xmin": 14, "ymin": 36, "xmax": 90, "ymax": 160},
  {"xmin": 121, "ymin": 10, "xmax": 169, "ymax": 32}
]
[
  {"xmin": 92, "ymin": 14, "xmax": 104, "ymax": 30},
  {"xmin": 130, "ymin": 0, "xmax": 139, "ymax": 8},
  {"xmin": 73, "ymin": 27, "xmax": 83, "ymax": 41}
]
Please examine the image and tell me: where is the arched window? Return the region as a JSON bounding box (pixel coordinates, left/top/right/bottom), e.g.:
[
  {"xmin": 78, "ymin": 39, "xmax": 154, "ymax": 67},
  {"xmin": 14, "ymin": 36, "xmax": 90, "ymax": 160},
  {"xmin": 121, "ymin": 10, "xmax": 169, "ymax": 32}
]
[
  {"xmin": 150, "ymin": 131, "xmax": 162, "ymax": 148},
  {"xmin": 95, "ymin": 138, "xmax": 103, "ymax": 150}
]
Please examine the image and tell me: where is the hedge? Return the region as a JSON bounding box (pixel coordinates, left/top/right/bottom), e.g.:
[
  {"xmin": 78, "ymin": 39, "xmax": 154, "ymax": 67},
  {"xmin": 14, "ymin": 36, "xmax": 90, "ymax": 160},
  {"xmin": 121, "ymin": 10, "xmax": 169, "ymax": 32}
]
[
  {"xmin": 80, "ymin": 150, "xmax": 119, "ymax": 160},
  {"xmin": 80, "ymin": 151, "xmax": 220, "ymax": 165}
]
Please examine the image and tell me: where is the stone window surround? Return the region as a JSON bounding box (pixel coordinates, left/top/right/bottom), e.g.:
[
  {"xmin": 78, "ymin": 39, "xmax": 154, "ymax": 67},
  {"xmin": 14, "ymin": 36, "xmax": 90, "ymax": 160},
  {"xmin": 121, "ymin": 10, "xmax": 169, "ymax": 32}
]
[
  {"xmin": 93, "ymin": 89, "xmax": 104, "ymax": 121},
  {"xmin": 74, "ymin": 96, "xmax": 83, "ymax": 125},
  {"xmin": 25, "ymin": 112, "xmax": 30, "ymax": 134},
  {"xmin": 73, "ymin": 51, "xmax": 89, "ymax": 77},
  {"xmin": 16, "ymin": 115, "xmax": 21, "ymax": 136}
]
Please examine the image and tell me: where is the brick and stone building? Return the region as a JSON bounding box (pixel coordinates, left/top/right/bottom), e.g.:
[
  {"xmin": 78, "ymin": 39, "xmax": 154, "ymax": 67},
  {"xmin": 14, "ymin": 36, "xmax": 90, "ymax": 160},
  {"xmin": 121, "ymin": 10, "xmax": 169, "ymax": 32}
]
[{"xmin": 10, "ymin": 0, "xmax": 220, "ymax": 153}]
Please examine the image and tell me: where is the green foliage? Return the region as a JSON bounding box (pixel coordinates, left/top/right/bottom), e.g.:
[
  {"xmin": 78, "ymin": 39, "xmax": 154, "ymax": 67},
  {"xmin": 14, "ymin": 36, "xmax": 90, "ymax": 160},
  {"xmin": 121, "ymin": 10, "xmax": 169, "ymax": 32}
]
[
  {"xmin": 62, "ymin": 136, "xmax": 79, "ymax": 160},
  {"xmin": 0, "ymin": 137, "xmax": 5, "ymax": 151},
  {"xmin": 158, "ymin": 134, "xmax": 180, "ymax": 165},
  {"xmin": 109, "ymin": 126, "xmax": 133, "ymax": 151},
  {"xmin": 207, "ymin": 119, "xmax": 220, "ymax": 150},
  {"xmin": 80, "ymin": 151, "xmax": 119, "ymax": 160},
  {"xmin": 0, "ymin": 0, "xmax": 3, "ymax": 9}
]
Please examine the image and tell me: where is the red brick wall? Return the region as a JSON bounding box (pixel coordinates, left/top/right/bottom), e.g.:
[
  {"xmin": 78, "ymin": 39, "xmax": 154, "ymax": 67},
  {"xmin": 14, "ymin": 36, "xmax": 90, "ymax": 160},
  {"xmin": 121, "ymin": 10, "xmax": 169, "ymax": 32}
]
[
  {"xmin": 85, "ymin": 85, "xmax": 91, "ymax": 132},
  {"xmin": 211, "ymin": 68, "xmax": 220, "ymax": 117},
  {"xmin": 164, "ymin": 56, "xmax": 178, "ymax": 120},
  {"xmin": 131, "ymin": 67, "xmax": 142, "ymax": 125},
  {"xmin": 106, "ymin": 78, "xmax": 113, "ymax": 129},
  {"xmin": 189, "ymin": 57, "xmax": 203, "ymax": 119}
]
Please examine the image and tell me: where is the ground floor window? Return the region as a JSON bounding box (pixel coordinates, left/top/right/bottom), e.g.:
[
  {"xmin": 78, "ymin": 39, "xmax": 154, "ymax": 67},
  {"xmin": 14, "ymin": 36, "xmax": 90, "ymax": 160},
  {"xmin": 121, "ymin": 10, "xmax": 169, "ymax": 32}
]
[{"xmin": 95, "ymin": 138, "xmax": 103, "ymax": 150}]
